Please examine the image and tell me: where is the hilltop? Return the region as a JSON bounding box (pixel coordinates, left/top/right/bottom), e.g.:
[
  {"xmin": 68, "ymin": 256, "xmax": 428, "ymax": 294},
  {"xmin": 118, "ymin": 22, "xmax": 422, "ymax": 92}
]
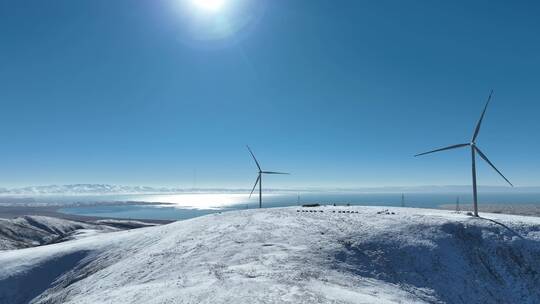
[{"xmin": 1, "ymin": 206, "xmax": 539, "ymax": 303}]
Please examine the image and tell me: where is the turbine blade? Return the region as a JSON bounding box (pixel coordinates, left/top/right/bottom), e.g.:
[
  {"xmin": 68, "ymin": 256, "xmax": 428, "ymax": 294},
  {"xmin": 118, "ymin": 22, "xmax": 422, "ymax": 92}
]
[
  {"xmin": 475, "ymin": 147, "xmax": 513, "ymax": 187},
  {"xmin": 262, "ymin": 171, "xmax": 290, "ymax": 175},
  {"xmin": 414, "ymin": 143, "xmax": 469, "ymax": 157},
  {"xmin": 246, "ymin": 145, "xmax": 261, "ymax": 171},
  {"xmin": 249, "ymin": 175, "xmax": 261, "ymax": 198},
  {"xmin": 472, "ymin": 90, "xmax": 493, "ymax": 142}
]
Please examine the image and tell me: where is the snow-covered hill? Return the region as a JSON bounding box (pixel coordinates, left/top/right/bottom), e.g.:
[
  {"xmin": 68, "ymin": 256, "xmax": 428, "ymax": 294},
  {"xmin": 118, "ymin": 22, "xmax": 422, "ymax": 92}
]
[
  {"xmin": 0, "ymin": 216, "xmax": 156, "ymax": 251},
  {"xmin": 1, "ymin": 206, "xmax": 540, "ymax": 304}
]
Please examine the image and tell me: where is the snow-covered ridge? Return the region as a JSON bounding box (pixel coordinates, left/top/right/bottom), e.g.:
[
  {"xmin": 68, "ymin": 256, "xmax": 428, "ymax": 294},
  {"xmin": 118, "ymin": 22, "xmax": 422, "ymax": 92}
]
[
  {"xmin": 0, "ymin": 216, "xmax": 156, "ymax": 251},
  {"xmin": 1, "ymin": 206, "xmax": 539, "ymax": 303}
]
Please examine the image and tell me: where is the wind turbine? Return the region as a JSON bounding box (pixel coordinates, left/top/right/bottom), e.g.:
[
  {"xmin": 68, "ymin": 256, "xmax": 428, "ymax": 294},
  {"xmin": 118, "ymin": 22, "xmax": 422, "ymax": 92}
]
[
  {"xmin": 246, "ymin": 146, "xmax": 289, "ymax": 208},
  {"xmin": 415, "ymin": 90, "xmax": 513, "ymax": 217}
]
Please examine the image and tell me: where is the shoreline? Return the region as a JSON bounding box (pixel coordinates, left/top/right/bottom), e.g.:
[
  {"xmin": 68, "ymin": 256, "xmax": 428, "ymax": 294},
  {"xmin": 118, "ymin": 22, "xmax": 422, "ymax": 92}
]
[
  {"xmin": 2, "ymin": 202, "xmax": 539, "ymax": 225},
  {"xmin": 0, "ymin": 204, "xmax": 174, "ymax": 225},
  {"xmin": 438, "ymin": 203, "xmax": 540, "ymax": 217}
]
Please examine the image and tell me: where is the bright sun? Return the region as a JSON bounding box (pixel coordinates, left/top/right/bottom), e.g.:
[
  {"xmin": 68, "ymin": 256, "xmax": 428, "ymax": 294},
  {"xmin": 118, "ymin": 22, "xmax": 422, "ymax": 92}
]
[{"xmin": 192, "ymin": 0, "xmax": 226, "ymax": 12}]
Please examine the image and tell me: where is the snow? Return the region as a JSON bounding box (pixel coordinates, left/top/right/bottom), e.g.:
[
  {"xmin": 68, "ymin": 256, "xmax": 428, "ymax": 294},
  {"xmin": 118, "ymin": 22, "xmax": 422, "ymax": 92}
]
[
  {"xmin": 0, "ymin": 184, "xmax": 173, "ymax": 195},
  {"xmin": 1, "ymin": 206, "xmax": 540, "ymax": 304},
  {"xmin": 0, "ymin": 216, "xmax": 115, "ymax": 251},
  {"xmin": 0, "ymin": 216, "xmax": 156, "ymax": 251},
  {"xmin": 0, "ymin": 184, "xmax": 285, "ymax": 197},
  {"xmin": 1, "ymin": 183, "xmax": 537, "ymax": 198}
]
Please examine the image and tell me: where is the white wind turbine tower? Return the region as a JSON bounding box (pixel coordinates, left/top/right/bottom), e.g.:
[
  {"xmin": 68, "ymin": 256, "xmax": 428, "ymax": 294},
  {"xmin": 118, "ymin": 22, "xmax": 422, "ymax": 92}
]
[
  {"xmin": 247, "ymin": 146, "xmax": 289, "ymax": 208},
  {"xmin": 415, "ymin": 90, "xmax": 513, "ymax": 217}
]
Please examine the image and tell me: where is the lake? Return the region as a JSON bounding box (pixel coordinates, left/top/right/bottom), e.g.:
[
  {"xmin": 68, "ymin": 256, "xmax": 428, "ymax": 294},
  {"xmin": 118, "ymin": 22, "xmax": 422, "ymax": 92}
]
[{"xmin": 57, "ymin": 192, "xmax": 540, "ymax": 221}]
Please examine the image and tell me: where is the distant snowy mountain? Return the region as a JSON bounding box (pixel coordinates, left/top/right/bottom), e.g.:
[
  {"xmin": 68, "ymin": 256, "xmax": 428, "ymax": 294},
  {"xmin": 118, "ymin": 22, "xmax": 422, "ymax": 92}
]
[
  {"xmin": 1, "ymin": 207, "xmax": 539, "ymax": 303},
  {"xmin": 0, "ymin": 184, "xmax": 260, "ymax": 195},
  {"xmin": 0, "ymin": 184, "xmax": 177, "ymax": 195},
  {"xmin": 1, "ymin": 184, "xmax": 538, "ymax": 196}
]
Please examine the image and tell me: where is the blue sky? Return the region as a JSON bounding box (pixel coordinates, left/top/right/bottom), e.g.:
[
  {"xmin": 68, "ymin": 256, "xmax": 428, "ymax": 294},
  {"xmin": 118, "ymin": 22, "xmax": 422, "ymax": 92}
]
[{"xmin": 0, "ymin": 0, "xmax": 539, "ymax": 188}]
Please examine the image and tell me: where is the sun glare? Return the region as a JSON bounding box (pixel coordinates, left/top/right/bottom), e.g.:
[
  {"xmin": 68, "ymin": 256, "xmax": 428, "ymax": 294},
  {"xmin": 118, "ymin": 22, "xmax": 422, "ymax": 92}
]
[
  {"xmin": 192, "ymin": 0, "xmax": 226, "ymax": 12},
  {"xmin": 140, "ymin": 193, "xmax": 254, "ymax": 209},
  {"xmin": 175, "ymin": 0, "xmax": 264, "ymax": 42}
]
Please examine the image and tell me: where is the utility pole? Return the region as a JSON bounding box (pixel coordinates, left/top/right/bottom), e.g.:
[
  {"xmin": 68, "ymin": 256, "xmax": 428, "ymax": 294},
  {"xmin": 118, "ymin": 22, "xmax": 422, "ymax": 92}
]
[
  {"xmin": 193, "ymin": 168, "xmax": 197, "ymax": 190},
  {"xmin": 456, "ymin": 196, "xmax": 460, "ymax": 212}
]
